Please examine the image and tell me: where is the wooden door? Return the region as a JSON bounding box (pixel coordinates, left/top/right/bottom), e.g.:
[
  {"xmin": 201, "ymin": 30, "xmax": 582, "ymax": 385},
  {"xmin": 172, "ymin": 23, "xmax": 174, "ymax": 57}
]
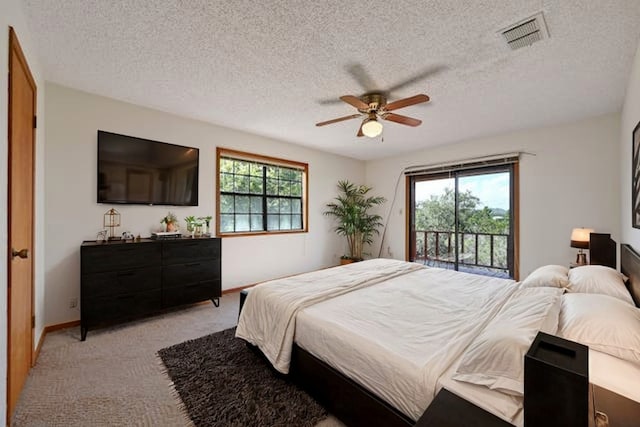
[{"xmin": 7, "ymin": 26, "xmax": 36, "ymax": 420}]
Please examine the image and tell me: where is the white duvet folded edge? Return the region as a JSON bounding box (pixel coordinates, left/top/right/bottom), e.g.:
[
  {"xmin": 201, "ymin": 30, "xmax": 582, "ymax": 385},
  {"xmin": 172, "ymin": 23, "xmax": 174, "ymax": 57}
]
[{"xmin": 452, "ymin": 287, "xmax": 563, "ymax": 396}]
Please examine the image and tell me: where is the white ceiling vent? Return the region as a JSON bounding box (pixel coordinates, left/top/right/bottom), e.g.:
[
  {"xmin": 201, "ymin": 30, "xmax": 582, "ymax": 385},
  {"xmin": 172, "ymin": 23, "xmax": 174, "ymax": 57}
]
[{"xmin": 500, "ymin": 12, "xmax": 549, "ymax": 50}]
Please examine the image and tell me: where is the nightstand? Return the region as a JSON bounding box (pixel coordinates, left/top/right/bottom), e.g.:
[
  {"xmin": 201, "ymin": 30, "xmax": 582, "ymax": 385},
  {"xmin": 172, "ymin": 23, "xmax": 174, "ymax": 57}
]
[
  {"xmin": 525, "ymin": 332, "xmax": 589, "ymax": 426},
  {"xmin": 415, "ymin": 388, "xmax": 513, "ymax": 427},
  {"xmin": 592, "ymin": 384, "xmax": 640, "ymax": 427}
]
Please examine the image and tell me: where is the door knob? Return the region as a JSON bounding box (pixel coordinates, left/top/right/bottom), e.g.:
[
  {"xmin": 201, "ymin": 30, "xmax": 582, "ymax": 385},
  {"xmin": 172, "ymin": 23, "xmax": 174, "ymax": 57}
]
[{"xmin": 11, "ymin": 248, "xmax": 29, "ymax": 260}]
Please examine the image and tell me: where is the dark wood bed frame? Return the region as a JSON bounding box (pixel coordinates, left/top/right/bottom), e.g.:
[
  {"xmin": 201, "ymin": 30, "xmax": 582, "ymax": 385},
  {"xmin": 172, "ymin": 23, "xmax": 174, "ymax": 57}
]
[
  {"xmin": 290, "ymin": 343, "xmax": 414, "ymax": 427},
  {"xmin": 241, "ymin": 243, "xmax": 640, "ymax": 427},
  {"xmin": 620, "ymin": 244, "xmax": 640, "ymax": 307}
]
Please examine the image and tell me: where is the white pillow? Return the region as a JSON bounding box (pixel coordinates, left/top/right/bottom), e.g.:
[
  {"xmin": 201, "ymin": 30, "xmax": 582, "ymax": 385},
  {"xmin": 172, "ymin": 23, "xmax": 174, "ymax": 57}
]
[
  {"xmin": 522, "ymin": 265, "xmax": 569, "ymax": 288},
  {"xmin": 558, "ymin": 293, "xmax": 640, "ymax": 365},
  {"xmin": 567, "ymin": 265, "xmax": 634, "ymax": 305},
  {"xmin": 453, "ymin": 287, "xmax": 563, "ymax": 396}
]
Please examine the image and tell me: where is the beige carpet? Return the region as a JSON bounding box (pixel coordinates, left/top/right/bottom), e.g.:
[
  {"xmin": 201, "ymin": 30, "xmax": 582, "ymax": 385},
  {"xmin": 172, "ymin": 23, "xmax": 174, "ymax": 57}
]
[{"xmin": 11, "ymin": 292, "xmax": 344, "ymax": 427}]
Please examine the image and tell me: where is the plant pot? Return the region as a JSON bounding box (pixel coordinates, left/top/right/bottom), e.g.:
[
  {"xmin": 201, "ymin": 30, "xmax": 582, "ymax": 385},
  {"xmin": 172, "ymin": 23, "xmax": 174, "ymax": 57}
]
[
  {"xmin": 166, "ymin": 222, "xmax": 177, "ymax": 232},
  {"xmin": 340, "ymin": 258, "xmax": 357, "ymax": 265}
]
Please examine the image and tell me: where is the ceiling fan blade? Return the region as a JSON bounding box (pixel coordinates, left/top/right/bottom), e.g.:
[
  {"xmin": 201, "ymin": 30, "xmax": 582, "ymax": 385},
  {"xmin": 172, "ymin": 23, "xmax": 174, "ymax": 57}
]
[
  {"xmin": 340, "ymin": 95, "xmax": 370, "ymax": 110},
  {"xmin": 383, "ymin": 113, "xmax": 422, "ymax": 127},
  {"xmin": 357, "ymin": 122, "xmax": 364, "ymax": 137},
  {"xmin": 346, "ymin": 63, "xmax": 379, "ymax": 92},
  {"xmin": 316, "ymin": 114, "xmax": 362, "ymax": 127},
  {"xmin": 385, "ymin": 94, "xmax": 430, "ymax": 111},
  {"xmin": 386, "ymin": 65, "xmax": 447, "ymax": 93}
]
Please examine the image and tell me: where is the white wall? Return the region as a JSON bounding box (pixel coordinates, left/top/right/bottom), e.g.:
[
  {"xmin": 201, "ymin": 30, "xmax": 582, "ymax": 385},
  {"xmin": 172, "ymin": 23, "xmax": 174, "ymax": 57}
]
[
  {"xmin": 1, "ymin": 0, "xmax": 46, "ymax": 420},
  {"xmin": 621, "ymin": 41, "xmax": 640, "ymax": 248},
  {"xmin": 44, "ymin": 83, "xmax": 365, "ymax": 326},
  {"xmin": 366, "ymin": 113, "xmax": 621, "ymax": 279}
]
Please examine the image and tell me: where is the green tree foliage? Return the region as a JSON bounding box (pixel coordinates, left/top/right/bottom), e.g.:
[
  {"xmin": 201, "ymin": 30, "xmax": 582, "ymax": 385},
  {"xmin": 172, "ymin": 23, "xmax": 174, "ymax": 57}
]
[
  {"xmin": 415, "ymin": 188, "xmax": 509, "ymax": 233},
  {"xmin": 414, "ymin": 188, "xmax": 510, "ymax": 269}
]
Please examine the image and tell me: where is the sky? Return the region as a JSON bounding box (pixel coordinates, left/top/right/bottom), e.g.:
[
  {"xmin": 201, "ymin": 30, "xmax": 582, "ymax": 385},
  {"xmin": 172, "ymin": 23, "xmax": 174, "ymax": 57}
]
[{"xmin": 415, "ymin": 172, "xmax": 510, "ymax": 210}]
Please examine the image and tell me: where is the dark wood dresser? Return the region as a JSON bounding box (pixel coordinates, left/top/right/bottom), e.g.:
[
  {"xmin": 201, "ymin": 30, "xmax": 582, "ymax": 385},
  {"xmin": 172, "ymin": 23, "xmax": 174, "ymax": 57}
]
[{"xmin": 80, "ymin": 237, "xmax": 221, "ymax": 340}]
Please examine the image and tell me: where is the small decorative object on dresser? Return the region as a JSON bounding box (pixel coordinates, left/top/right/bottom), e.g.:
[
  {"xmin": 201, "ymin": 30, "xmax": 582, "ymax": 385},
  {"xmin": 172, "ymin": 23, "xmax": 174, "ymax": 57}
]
[
  {"xmin": 103, "ymin": 208, "xmax": 121, "ymax": 240},
  {"xmin": 201, "ymin": 215, "xmax": 212, "ymax": 236},
  {"xmin": 96, "ymin": 229, "xmax": 108, "ymax": 243},
  {"xmin": 161, "ymin": 211, "xmax": 178, "ymax": 232},
  {"xmin": 184, "ymin": 215, "xmax": 202, "ymax": 237}
]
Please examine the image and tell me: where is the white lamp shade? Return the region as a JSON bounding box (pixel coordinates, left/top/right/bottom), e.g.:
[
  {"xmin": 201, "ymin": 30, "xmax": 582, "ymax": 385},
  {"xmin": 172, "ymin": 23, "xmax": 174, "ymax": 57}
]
[
  {"xmin": 570, "ymin": 227, "xmax": 594, "ymax": 249},
  {"xmin": 362, "ymin": 119, "xmax": 383, "ymax": 138}
]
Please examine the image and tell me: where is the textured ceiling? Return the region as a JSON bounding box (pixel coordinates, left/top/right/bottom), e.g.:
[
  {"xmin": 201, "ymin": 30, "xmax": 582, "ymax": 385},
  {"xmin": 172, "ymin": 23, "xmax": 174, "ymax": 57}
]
[{"xmin": 22, "ymin": 0, "xmax": 640, "ymax": 160}]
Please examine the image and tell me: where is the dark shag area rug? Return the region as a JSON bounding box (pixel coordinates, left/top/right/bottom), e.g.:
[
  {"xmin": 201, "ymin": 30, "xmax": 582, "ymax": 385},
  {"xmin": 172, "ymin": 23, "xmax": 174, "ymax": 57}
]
[{"xmin": 158, "ymin": 327, "xmax": 328, "ymax": 427}]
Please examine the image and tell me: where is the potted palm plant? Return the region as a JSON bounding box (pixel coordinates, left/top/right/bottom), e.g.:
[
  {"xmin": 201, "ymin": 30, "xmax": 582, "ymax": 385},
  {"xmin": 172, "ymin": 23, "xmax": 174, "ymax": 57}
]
[{"xmin": 324, "ymin": 180, "xmax": 386, "ymax": 264}]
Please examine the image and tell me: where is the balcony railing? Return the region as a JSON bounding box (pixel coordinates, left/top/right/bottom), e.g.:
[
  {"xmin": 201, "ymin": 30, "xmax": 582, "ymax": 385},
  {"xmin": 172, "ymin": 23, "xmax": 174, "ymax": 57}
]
[{"xmin": 413, "ymin": 230, "xmax": 510, "ymax": 274}]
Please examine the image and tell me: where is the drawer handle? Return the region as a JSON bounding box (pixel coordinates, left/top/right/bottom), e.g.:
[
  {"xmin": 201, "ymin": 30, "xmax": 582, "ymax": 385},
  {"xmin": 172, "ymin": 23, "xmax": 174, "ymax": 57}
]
[
  {"xmin": 116, "ymin": 294, "xmax": 135, "ymax": 300},
  {"xmin": 117, "ymin": 271, "xmax": 135, "ymax": 277},
  {"xmin": 185, "ymin": 262, "xmax": 201, "ymax": 267}
]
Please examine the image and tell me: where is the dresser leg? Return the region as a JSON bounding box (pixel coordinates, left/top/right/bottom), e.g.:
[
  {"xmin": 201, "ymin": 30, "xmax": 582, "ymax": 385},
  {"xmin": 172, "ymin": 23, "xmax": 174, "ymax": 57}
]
[
  {"xmin": 81, "ymin": 326, "xmax": 88, "ymax": 341},
  {"xmin": 212, "ymin": 297, "xmax": 220, "ymax": 307}
]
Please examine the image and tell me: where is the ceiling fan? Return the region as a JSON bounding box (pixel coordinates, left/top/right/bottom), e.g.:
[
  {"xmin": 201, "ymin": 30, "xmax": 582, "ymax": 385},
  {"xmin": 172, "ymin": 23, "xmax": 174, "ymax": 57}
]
[{"xmin": 315, "ymin": 93, "xmax": 430, "ymax": 138}]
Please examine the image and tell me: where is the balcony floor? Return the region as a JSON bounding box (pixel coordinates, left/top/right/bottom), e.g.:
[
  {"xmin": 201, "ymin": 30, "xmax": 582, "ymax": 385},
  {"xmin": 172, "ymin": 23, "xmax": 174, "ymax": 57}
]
[{"xmin": 418, "ymin": 259, "xmax": 511, "ymax": 279}]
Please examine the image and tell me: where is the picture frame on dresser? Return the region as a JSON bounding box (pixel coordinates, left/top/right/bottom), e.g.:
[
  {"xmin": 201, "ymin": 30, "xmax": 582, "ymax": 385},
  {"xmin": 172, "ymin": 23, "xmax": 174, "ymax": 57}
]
[{"xmin": 632, "ymin": 120, "xmax": 640, "ymax": 228}]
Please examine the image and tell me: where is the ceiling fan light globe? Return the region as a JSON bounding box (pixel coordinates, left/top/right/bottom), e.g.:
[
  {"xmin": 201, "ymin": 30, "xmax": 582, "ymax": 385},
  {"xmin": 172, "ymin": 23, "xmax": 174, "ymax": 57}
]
[{"xmin": 362, "ymin": 119, "xmax": 383, "ymax": 138}]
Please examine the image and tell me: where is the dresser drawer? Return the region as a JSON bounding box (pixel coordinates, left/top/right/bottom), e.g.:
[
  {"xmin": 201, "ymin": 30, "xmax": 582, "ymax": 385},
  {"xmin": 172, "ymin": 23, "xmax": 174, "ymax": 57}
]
[
  {"xmin": 162, "ymin": 239, "xmax": 220, "ymax": 265},
  {"xmin": 82, "ymin": 289, "xmax": 161, "ymax": 326},
  {"xmin": 81, "ymin": 243, "xmax": 161, "ymax": 274},
  {"xmin": 162, "ymin": 280, "xmax": 220, "ymax": 307},
  {"xmin": 162, "ymin": 261, "xmax": 220, "ymax": 288},
  {"xmin": 82, "ymin": 267, "xmax": 161, "ymax": 298}
]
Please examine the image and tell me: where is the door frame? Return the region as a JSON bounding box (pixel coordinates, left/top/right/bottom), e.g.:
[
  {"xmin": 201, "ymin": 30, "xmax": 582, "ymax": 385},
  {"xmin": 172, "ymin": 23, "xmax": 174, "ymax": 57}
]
[
  {"xmin": 7, "ymin": 25, "xmax": 37, "ymax": 421},
  {"xmin": 405, "ymin": 164, "xmax": 519, "ymax": 279}
]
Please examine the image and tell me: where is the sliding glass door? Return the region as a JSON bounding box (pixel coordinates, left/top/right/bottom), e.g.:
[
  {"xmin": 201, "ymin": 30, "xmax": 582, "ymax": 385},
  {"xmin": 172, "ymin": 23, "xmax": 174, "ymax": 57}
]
[
  {"xmin": 412, "ymin": 176, "xmax": 456, "ymax": 267},
  {"xmin": 408, "ymin": 164, "xmax": 516, "ymax": 278}
]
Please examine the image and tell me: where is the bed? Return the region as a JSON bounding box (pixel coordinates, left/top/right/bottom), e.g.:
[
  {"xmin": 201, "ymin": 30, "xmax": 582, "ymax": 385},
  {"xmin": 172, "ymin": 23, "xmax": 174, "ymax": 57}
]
[{"xmin": 236, "ymin": 245, "xmax": 640, "ymax": 427}]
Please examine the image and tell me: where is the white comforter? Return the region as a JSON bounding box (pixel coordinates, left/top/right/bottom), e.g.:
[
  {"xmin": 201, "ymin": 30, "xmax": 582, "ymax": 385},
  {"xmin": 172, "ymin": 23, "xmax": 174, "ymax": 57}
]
[
  {"xmin": 235, "ymin": 258, "xmax": 424, "ymax": 373},
  {"xmin": 236, "ymin": 259, "xmax": 566, "ymax": 423},
  {"xmin": 295, "ymin": 266, "xmax": 520, "ymax": 419}
]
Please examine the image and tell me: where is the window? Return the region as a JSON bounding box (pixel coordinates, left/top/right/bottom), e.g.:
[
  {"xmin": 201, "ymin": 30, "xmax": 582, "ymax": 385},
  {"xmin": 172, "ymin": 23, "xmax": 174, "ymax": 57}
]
[
  {"xmin": 216, "ymin": 148, "xmax": 308, "ymax": 236},
  {"xmin": 407, "ymin": 159, "xmax": 519, "ymax": 279}
]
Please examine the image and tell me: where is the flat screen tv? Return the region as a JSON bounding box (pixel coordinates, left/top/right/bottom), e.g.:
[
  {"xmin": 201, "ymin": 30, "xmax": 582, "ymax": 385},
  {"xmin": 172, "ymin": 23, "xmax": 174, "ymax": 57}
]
[{"xmin": 97, "ymin": 130, "xmax": 199, "ymax": 206}]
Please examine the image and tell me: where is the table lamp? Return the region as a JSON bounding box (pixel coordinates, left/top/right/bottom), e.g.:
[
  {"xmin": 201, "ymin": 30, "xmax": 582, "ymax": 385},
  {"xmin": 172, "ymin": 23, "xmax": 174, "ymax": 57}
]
[{"xmin": 570, "ymin": 227, "xmax": 594, "ymax": 265}]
